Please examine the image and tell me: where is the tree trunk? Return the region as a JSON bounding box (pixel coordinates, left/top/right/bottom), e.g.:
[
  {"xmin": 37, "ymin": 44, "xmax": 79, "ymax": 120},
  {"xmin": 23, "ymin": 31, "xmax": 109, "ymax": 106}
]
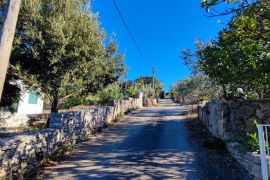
[
  {"xmin": 51, "ymin": 93, "xmax": 59, "ymax": 113},
  {"xmin": 258, "ymin": 91, "xmax": 264, "ymax": 100},
  {"xmin": 222, "ymin": 85, "xmax": 227, "ymax": 100},
  {"xmin": 0, "ymin": 0, "xmax": 22, "ymax": 100}
]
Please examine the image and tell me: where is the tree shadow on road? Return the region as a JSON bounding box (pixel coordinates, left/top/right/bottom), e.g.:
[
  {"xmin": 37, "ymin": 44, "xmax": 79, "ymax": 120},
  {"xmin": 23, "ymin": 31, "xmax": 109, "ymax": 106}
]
[{"xmin": 40, "ymin": 100, "xmax": 251, "ymax": 180}]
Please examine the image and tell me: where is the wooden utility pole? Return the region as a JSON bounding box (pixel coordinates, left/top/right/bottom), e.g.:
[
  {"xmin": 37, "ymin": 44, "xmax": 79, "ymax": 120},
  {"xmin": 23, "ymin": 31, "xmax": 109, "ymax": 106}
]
[
  {"xmin": 152, "ymin": 66, "xmax": 156, "ymax": 95},
  {"xmin": 0, "ymin": 0, "xmax": 21, "ymax": 100}
]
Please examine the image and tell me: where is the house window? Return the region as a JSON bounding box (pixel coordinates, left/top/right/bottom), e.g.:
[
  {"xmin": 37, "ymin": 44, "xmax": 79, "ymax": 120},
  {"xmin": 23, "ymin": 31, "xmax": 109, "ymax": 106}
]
[{"xmin": 28, "ymin": 90, "xmax": 38, "ymax": 104}]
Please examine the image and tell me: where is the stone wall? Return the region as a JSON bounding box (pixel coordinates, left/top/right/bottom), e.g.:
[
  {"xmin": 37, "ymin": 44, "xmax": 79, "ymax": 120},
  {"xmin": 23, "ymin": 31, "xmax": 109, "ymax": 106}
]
[
  {"xmin": 0, "ymin": 112, "xmax": 30, "ymax": 129},
  {"xmin": 198, "ymin": 99, "xmax": 270, "ymax": 179},
  {"xmin": 227, "ymin": 142, "xmax": 262, "ymax": 180},
  {"xmin": 0, "ymin": 94, "xmax": 143, "ymax": 178},
  {"xmin": 198, "ymin": 100, "xmax": 270, "ymax": 140}
]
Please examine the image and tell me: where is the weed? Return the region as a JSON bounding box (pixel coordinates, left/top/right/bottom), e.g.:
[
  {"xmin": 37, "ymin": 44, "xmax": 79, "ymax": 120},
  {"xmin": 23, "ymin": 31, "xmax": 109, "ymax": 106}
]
[
  {"xmin": 124, "ymin": 106, "xmax": 136, "ymax": 115},
  {"xmin": 235, "ymin": 118, "xmax": 259, "ymax": 153},
  {"xmin": 48, "ymin": 142, "xmax": 75, "ymax": 162},
  {"xmin": 113, "ymin": 113, "xmax": 124, "ymax": 123}
]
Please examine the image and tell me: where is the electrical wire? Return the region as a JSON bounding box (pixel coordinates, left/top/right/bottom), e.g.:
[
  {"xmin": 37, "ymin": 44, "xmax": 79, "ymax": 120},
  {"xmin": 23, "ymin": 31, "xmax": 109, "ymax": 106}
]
[{"xmin": 112, "ymin": 0, "xmax": 152, "ymax": 67}]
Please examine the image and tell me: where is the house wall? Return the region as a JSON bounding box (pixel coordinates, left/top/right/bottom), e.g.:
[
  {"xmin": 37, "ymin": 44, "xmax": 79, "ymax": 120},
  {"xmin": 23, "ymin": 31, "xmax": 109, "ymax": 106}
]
[{"xmin": 16, "ymin": 91, "xmax": 44, "ymax": 115}]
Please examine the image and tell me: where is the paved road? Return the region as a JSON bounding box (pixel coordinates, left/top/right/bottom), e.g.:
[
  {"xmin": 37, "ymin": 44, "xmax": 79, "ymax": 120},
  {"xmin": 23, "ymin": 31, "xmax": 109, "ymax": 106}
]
[{"xmin": 42, "ymin": 99, "xmax": 249, "ymax": 180}]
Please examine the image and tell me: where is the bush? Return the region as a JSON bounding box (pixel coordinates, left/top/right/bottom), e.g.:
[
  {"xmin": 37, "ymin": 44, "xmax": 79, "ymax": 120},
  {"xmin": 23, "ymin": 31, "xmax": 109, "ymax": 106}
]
[
  {"xmin": 236, "ymin": 132, "xmax": 259, "ymax": 153},
  {"xmin": 147, "ymin": 91, "xmax": 154, "ymax": 99},
  {"xmin": 236, "ymin": 119, "xmax": 259, "ymax": 153},
  {"xmin": 97, "ymin": 83, "xmax": 124, "ymax": 105},
  {"xmin": 125, "ymin": 85, "xmax": 138, "ymax": 98},
  {"xmin": 63, "ymin": 97, "xmax": 81, "ymax": 109},
  {"xmin": 63, "ymin": 83, "xmax": 125, "ymax": 108}
]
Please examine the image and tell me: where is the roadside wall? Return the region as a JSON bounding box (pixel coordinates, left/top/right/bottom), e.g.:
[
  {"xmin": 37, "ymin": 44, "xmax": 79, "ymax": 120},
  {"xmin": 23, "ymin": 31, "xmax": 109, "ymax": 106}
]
[
  {"xmin": 0, "ymin": 93, "xmax": 143, "ymax": 178},
  {"xmin": 198, "ymin": 99, "xmax": 270, "ymax": 179},
  {"xmin": 198, "ymin": 100, "xmax": 270, "ymax": 140}
]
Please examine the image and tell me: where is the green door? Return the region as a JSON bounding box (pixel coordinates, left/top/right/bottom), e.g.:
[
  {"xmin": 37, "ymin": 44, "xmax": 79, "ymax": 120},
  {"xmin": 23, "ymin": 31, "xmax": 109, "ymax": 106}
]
[{"xmin": 28, "ymin": 90, "xmax": 39, "ymax": 104}]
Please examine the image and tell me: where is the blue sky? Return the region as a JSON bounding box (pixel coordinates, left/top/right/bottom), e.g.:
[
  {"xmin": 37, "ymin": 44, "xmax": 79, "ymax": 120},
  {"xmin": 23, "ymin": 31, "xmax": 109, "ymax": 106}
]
[{"xmin": 92, "ymin": 0, "xmax": 230, "ymax": 91}]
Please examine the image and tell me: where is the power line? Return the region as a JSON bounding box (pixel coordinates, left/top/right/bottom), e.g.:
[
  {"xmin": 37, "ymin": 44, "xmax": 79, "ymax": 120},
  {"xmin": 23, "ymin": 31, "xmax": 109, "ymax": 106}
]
[{"xmin": 112, "ymin": 0, "xmax": 152, "ymax": 67}]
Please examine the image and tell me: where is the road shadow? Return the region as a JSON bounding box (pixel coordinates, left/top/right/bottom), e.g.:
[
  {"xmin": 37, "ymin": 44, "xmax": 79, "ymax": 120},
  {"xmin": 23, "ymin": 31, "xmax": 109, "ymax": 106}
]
[{"xmin": 41, "ymin": 99, "xmax": 250, "ymax": 180}]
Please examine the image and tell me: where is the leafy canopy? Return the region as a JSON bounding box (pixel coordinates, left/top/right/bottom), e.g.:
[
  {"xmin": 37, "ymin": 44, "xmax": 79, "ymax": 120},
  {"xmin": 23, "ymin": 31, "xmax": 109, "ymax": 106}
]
[{"xmin": 9, "ymin": 0, "xmax": 125, "ymax": 112}]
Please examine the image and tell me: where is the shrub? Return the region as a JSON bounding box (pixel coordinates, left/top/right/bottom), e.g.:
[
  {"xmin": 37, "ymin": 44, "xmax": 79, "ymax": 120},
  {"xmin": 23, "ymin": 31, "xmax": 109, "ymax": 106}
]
[
  {"xmin": 63, "ymin": 97, "xmax": 81, "ymax": 109},
  {"xmin": 125, "ymin": 85, "xmax": 138, "ymax": 98},
  {"xmin": 236, "ymin": 119, "xmax": 259, "ymax": 153},
  {"xmin": 97, "ymin": 83, "xmax": 124, "ymax": 105},
  {"xmin": 147, "ymin": 91, "xmax": 154, "ymax": 99}
]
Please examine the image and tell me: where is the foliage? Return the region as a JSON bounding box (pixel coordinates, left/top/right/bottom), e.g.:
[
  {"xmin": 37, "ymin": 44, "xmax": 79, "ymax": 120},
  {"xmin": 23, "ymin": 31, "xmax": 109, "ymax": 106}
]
[
  {"xmin": 63, "ymin": 82, "xmax": 125, "ymax": 109},
  {"xmin": 237, "ymin": 132, "xmax": 259, "ymax": 153},
  {"xmin": 183, "ymin": 1, "xmax": 270, "ymax": 99},
  {"xmin": 0, "ymin": 72, "xmax": 21, "ymax": 112},
  {"xmin": 135, "ymin": 76, "xmax": 164, "ymax": 98},
  {"xmin": 201, "ymin": 0, "xmax": 238, "ymax": 13},
  {"xmin": 9, "ymin": 0, "xmax": 125, "ymax": 112},
  {"xmin": 236, "ymin": 119, "xmax": 259, "ymax": 153},
  {"xmin": 201, "ymin": 0, "xmax": 270, "ymax": 45},
  {"xmin": 97, "ymin": 83, "xmax": 124, "ymax": 105},
  {"xmin": 171, "ymin": 75, "xmax": 222, "ymax": 101},
  {"xmin": 121, "ymin": 80, "xmax": 138, "ymax": 98},
  {"xmin": 0, "ymin": 0, "xmax": 7, "ymax": 26},
  {"xmin": 120, "ymin": 76, "xmax": 164, "ymax": 99},
  {"xmin": 49, "ymin": 142, "xmax": 75, "ymax": 161},
  {"xmin": 63, "ymin": 97, "xmax": 81, "ymax": 109},
  {"xmin": 126, "ymin": 85, "xmax": 138, "ymax": 98}
]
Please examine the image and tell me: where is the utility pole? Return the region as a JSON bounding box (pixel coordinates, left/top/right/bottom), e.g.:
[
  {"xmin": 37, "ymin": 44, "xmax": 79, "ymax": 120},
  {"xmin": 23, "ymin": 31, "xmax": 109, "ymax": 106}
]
[
  {"xmin": 0, "ymin": 0, "xmax": 21, "ymax": 100},
  {"xmin": 152, "ymin": 66, "xmax": 156, "ymax": 96}
]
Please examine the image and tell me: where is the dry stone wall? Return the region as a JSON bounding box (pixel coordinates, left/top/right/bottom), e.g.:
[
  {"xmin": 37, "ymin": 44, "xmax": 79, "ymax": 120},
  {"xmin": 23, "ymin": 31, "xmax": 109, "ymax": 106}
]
[
  {"xmin": 198, "ymin": 100, "xmax": 270, "ymax": 140},
  {"xmin": 227, "ymin": 142, "xmax": 262, "ymax": 180},
  {"xmin": 0, "ymin": 94, "xmax": 143, "ymax": 178},
  {"xmin": 198, "ymin": 99, "xmax": 270, "ymax": 179}
]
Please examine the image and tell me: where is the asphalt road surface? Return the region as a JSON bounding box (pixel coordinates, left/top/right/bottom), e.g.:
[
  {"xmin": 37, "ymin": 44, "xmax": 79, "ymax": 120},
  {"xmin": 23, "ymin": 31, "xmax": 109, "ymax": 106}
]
[{"xmin": 42, "ymin": 99, "xmax": 250, "ymax": 180}]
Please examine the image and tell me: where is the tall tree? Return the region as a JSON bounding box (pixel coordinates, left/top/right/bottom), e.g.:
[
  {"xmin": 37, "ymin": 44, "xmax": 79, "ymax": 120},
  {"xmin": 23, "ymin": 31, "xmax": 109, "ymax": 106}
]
[
  {"xmin": 10, "ymin": 0, "xmax": 125, "ymax": 112},
  {"xmin": 185, "ymin": 0, "xmax": 270, "ymax": 99}
]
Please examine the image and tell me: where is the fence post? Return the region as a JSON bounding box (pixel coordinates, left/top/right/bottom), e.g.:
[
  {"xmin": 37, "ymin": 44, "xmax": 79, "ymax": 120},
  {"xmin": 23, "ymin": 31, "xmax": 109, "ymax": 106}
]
[{"xmin": 258, "ymin": 125, "xmax": 268, "ymax": 180}]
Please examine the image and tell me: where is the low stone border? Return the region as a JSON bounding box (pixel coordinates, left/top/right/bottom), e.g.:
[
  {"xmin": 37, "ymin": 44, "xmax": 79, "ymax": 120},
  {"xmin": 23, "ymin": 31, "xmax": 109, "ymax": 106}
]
[{"xmin": 226, "ymin": 142, "xmax": 261, "ymax": 180}]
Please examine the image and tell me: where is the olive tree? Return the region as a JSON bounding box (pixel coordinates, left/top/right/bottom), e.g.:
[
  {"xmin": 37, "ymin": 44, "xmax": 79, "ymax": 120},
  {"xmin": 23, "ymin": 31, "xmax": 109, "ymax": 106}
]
[{"xmin": 10, "ymin": 0, "xmax": 125, "ymax": 112}]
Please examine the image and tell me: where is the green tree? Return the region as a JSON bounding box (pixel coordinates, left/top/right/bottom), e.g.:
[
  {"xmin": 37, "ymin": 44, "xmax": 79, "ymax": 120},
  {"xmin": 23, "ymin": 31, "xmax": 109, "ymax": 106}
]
[
  {"xmin": 0, "ymin": 71, "xmax": 21, "ymax": 112},
  {"xmin": 121, "ymin": 80, "xmax": 139, "ymax": 98},
  {"xmin": 201, "ymin": 0, "xmax": 270, "ymax": 46},
  {"xmin": 171, "ymin": 75, "xmax": 221, "ymax": 102},
  {"xmin": 97, "ymin": 82, "xmax": 124, "ymax": 105},
  {"xmin": 135, "ymin": 76, "xmax": 164, "ymax": 98},
  {"xmin": 10, "ymin": 0, "xmax": 125, "ymax": 112},
  {"xmin": 186, "ymin": 0, "xmax": 270, "ymax": 99}
]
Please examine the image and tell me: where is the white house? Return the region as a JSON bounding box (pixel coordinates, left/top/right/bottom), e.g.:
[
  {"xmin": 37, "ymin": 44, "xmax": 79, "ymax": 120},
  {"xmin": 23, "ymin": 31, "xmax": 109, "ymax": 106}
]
[
  {"xmin": 0, "ymin": 88, "xmax": 44, "ymax": 128},
  {"xmin": 15, "ymin": 89, "xmax": 44, "ymax": 115}
]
